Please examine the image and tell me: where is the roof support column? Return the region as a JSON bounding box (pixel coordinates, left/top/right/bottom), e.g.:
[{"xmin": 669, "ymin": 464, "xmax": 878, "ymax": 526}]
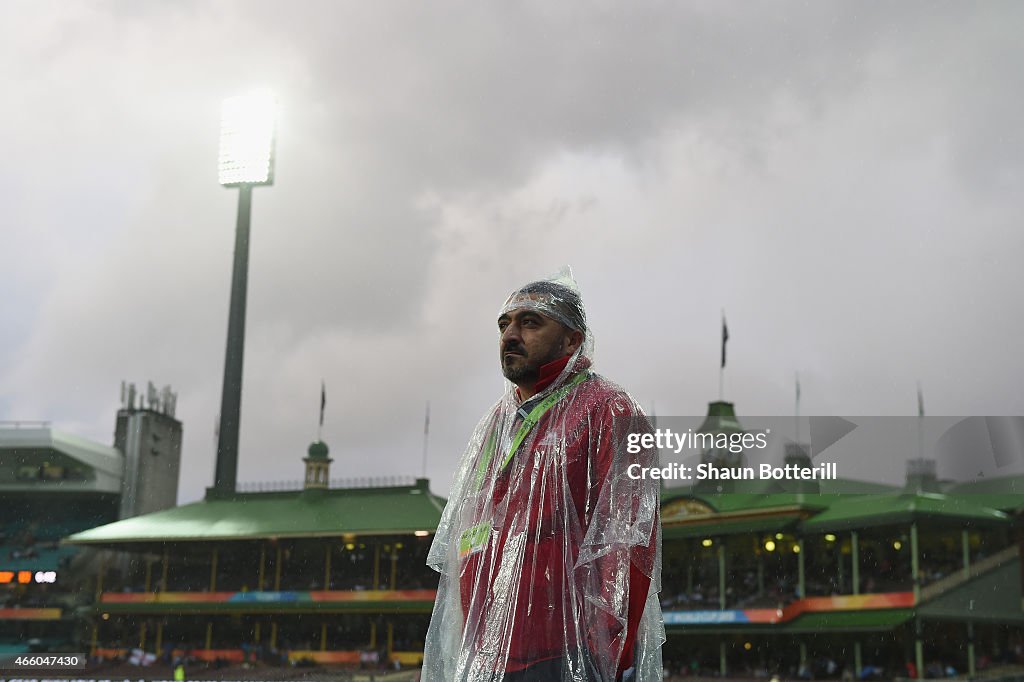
[
  {"xmin": 967, "ymin": 622, "xmax": 976, "ymax": 677},
  {"xmin": 92, "ymin": 552, "xmax": 106, "ymax": 659},
  {"xmin": 96, "ymin": 553, "xmax": 106, "ymax": 600},
  {"xmin": 155, "ymin": 622, "xmax": 163, "ymax": 658},
  {"xmin": 323, "ymin": 544, "xmax": 332, "ymax": 590},
  {"xmin": 370, "ymin": 621, "xmax": 377, "ymax": 649},
  {"xmin": 854, "ymin": 641, "xmax": 862, "ymax": 679},
  {"xmin": 756, "ymin": 551, "xmax": 764, "ymax": 596},
  {"xmin": 374, "ymin": 542, "xmax": 381, "ymax": 590},
  {"xmin": 320, "ymin": 621, "xmax": 327, "ymax": 652},
  {"xmin": 258, "ymin": 544, "xmax": 265, "ymax": 590},
  {"xmin": 205, "ymin": 621, "xmax": 213, "ymax": 651},
  {"xmin": 718, "ymin": 540, "xmax": 727, "ymax": 677},
  {"xmin": 269, "ymin": 545, "xmax": 281, "ymax": 650},
  {"xmin": 851, "ymin": 531, "xmax": 860, "ymax": 595},
  {"xmin": 961, "ymin": 529, "xmax": 970, "ymax": 579},
  {"xmin": 836, "ymin": 539, "xmax": 845, "ymax": 591},
  {"xmin": 914, "ymin": 617, "xmax": 924, "ymax": 680},
  {"xmin": 910, "ymin": 523, "xmax": 920, "ymax": 603},
  {"xmin": 209, "ymin": 548, "xmax": 219, "ymax": 592},
  {"xmin": 911, "ymin": 522, "xmax": 924, "ymax": 679},
  {"xmin": 717, "ymin": 542, "xmax": 726, "ymax": 610},
  {"xmin": 160, "ymin": 547, "xmax": 169, "ymax": 592},
  {"xmin": 797, "ymin": 538, "xmax": 806, "ymax": 598}
]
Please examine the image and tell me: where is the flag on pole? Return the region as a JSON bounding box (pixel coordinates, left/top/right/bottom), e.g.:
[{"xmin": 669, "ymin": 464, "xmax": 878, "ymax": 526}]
[
  {"xmin": 796, "ymin": 373, "xmax": 801, "ymax": 404},
  {"xmin": 917, "ymin": 383, "xmax": 924, "ymax": 418},
  {"xmin": 320, "ymin": 381, "xmax": 327, "ymax": 428},
  {"xmin": 424, "ymin": 401, "xmax": 430, "ymax": 436},
  {"xmin": 721, "ymin": 315, "xmax": 729, "ymax": 368}
]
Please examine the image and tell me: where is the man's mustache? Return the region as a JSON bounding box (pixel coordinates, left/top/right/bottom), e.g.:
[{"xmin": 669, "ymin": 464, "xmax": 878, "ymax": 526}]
[{"xmin": 502, "ymin": 343, "xmax": 527, "ymax": 356}]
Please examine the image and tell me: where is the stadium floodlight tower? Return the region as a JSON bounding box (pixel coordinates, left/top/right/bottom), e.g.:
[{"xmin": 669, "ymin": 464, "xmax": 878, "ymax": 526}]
[{"xmin": 214, "ymin": 90, "xmax": 277, "ymax": 496}]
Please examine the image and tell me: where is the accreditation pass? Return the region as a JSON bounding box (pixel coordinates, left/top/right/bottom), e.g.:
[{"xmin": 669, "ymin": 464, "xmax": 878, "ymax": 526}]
[{"xmin": 0, "ymin": 653, "xmax": 87, "ymax": 670}]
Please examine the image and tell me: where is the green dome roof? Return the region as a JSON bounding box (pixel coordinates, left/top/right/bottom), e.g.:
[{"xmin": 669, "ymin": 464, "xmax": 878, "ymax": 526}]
[
  {"xmin": 307, "ymin": 441, "xmax": 330, "ymax": 460},
  {"xmin": 697, "ymin": 401, "xmax": 743, "ymax": 435}
]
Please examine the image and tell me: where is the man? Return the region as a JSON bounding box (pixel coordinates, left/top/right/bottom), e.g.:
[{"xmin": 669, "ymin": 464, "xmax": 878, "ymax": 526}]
[{"xmin": 423, "ymin": 271, "xmax": 663, "ymax": 682}]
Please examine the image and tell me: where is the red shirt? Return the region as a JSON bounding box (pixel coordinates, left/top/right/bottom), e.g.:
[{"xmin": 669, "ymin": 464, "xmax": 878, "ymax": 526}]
[{"xmin": 459, "ymin": 363, "xmax": 657, "ymax": 679}]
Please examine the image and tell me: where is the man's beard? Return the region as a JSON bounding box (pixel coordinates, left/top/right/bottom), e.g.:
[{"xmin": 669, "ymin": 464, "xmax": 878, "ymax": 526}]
[{"xmin": 501, "ymin": 343, "xmax": 565, "ymax": 384}]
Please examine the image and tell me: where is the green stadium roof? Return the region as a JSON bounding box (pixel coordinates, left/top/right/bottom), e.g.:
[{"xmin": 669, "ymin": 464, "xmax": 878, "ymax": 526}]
[
  {"xmin": 662, "ymin": 482, "xmax": 1016, "ymax": 537},
  {"xmin": 783, "ymin": 608, "xmax": 915, "ymax": 632},
  {"xmin": 662, "ymin": 477, "xmax": 900, "ymax": 505},
  {"xmin": 66, "ymin": 478, "xmax": 445, "ymax": 547},
  {"xmin": 801, "ymin": 492, "xmax": 1009, "ymax": 533},
  {"xmin": 662, "ymin": 512, "xmax": 802, "ymax": 540},
  {"xmin": 943, "ymin": 475, "xmax": 1024, "ymax": 512}
]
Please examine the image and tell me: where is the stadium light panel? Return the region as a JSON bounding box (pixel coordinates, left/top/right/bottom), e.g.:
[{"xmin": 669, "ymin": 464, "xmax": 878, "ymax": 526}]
[{"xmin": 219, "ymin": 90, "xmax": 277, "ymax": 186}]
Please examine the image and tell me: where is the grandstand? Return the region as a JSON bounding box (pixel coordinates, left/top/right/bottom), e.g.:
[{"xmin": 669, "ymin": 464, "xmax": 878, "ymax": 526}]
[
  {"xmin": 0, "ymin": 422, "xmax": 122, "ymax": 654},
  {"xmin": 67, "ymin": 441, "xmax": 443, "ymax": 669},
  {"xmin": 58, "ymin": 403, "xmax": 1024, "ymax": 680},
  {"xmin": 655, "ymin": 403, "xmax": 1024, "ymax": 679}
]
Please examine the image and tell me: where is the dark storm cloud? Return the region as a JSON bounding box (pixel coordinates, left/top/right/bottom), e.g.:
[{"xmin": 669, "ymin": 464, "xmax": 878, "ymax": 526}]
[{"xmin": 1, "ymin": 1, "xmax": 1021, "ymax": 502}]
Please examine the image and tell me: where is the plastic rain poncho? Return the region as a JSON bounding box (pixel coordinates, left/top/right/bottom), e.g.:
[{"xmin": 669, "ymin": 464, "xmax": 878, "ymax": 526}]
[{"xmin": 423, "ymin": 270, "xmax": 664, "ymax": 682}]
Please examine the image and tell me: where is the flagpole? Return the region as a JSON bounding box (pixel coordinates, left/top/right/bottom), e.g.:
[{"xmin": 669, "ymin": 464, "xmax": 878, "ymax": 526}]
[
  {"xmin": 421, "ymin": 401, "xmax": 430, "ymax": 479},
  {"xmin": 720, "ymin": 310, "xmax": 727, "ymax": 401},
  {"xmin": 917, "ymin": 381, "xmax": 924, "ymax": 460},
  {"xmin": 318, "ymin": 380, "xmax": 325, "ymax": 442},
  {"xmin": 795, "ymin": 372, "xmax": 801, "ymax": 448}
]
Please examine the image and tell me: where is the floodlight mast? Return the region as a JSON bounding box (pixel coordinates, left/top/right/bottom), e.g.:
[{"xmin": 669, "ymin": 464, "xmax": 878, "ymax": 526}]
[{"xmin": 213, "ymin": 92, "xmax": 276, "ymax": 497}]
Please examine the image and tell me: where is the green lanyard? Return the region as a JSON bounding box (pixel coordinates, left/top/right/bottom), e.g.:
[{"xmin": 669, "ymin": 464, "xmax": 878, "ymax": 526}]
[{"xmin": 473, "ymin": 370, "xmax": 590, "ymax": 490}]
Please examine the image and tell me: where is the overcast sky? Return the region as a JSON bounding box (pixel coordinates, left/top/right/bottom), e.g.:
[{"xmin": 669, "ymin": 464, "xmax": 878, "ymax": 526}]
[{"xmin": 2, "ymin": 1, "xmax": 1022, "ymax": 504}]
